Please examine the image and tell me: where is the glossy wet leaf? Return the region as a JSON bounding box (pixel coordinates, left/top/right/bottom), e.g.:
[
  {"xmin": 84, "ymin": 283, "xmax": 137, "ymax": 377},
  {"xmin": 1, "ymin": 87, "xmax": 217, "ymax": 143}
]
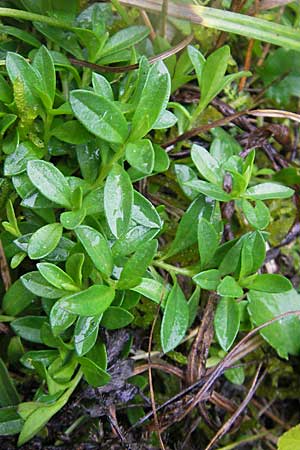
[
  {"xmin": 74, "ymin": 315, "xmax": 102, "ymax": 356},
  {"xmin": 215, "ymin": 297, "xmax": 240, "ymax": 351},
  {"xmin": 161, "ymin": 282, "xmax": 189, "ymax": 353},
  {"xmin": 166, "ymin": 196, "xmax": 210, "ymax": 258},
  {"xmin": 50, "ymin": 302, "xmax": 76, "ymax": 337},
  {"xmin": 57, "ymin": 285, "xmax": 115, "ymax": 316},
  {"xmin": 104, "ymin": 164, "xmax": 133, "ymax": 239},
  {"xmin": 0, "ymin": 359, "xmax": 20, "ymax": 407},
  {"xmin": 78, "ymin": 357, "xmax": 110, "ymax": 387},
  {"xmin": 27, "ymin": 160, "xmax": 72, "ymax": 208},
  {"xmin": 20, "ymin": 350, "xmax": 58, "ymax": 370},
  {"xmin": 37, "ymin": 263, "xmax": 78, "ymax": 291},
  {"xmin": 4, "ymin": 142, "xmax": 44, "ymax": 177},
  {"xmin": 198, "ymin": 217, "xmax": 219, "ymax": 268},
  {"xmin": 21, "ymin": 272, "xmax": 67, "ymax": 299},
  {"xmin": 32, "ymin": 45, "xmax": 55, "ymax": 109},
  {"xmin": 101, "ymin": 307, "xmax": 134, "ymax": 330},
  {"xmin": 191, "ymin": 144, "xmax": 221, "ymax": 185},
  {"xmin": 243, "ymin": 274, "xmax": 292, "ymax": 293},
  {"xmin": 28, "ymin": 223, "xmax": 63, "ymax": 260},
  {"xmin": 248, "ymin": 289, "xmax": 300, "ymax": 358},
  {"xmin": 117, "ymin": 240, "xmax": 158, "ymax": 289},
  {"xmin": 2, "ymin": 279, "xmax": 35, "ymax": 316},
  {"xmin": 193, "ymin": 269, "xmax": 221, "ymax": 290},
  {"xmin": 11, "ymin": 316, "xmax": 47, "ymax": 344},
  {"xmin": 245, "ymin": 182, "xmax": 294, "ymax": 200},
  {"xmin": 132, "ymin": 191, "xmax": 162, "ymax": 230},
  {"xmin": 70, "ymin": 90, "xmax": 128, "ymax": 144},
  {"xmin": 92, "ymin": 72, "xmax": 113, "ymax": 100},
  {"xmin": 131, "ymin": 278, "xmax": 169, "ymax": 305},
  {"xmin": 60, "ymin": 208, "xmax": 86, "ymax": 230},
  {"xmin": 240, "ymin": 231, "xmax": 265, "ymax": 279},
  {"xmin": 17, "ymin": 371, "xmax": 81, "ymax": 446},
  {"xmin": 0, "ymin": 407, "xmax": 23, "ymax": 435},
  {"xmin": 241, "ymin": 199, "xmax": 270, "ymax": 230},
  {"xmin": 130, "ymin": 61, "xmax": 171, "ymax": 141},
  {"xmin": 75, "ymin": 225, "xmax": 113, "ymax": 277},
  {"xmin": 185, "ymin": 180, "xmax": 232, "ymax": 202},
  {"xmin": 217, "ymin": 276, "xmax": 243, "ymax": 298},
  {"xmin": 101, "ymin": 26, "xmax": 149, "ymax": 58},
  {"xmin": 125, "ymin": 140, "xmax": 155, "ymax": 174}
]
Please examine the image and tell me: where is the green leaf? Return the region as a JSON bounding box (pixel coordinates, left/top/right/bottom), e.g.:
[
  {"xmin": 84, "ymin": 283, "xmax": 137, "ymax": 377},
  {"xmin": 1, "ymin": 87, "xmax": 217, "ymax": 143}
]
[
  {"xmin": 82, "ymin": 187, "xmax": 104, "ymax": 216},
  {"xmin": 153, "ymin": 144, "xmax": 170, "ymax": 173},
  {"xmin": 214, "ymin": 297, "xmax": 240, "ymax": 351},
  {"xmin": 132, "ymin": 191, "xmax": 162, "ymax": 229},
  {"xmin": 28, "ymin": 223, "xmax": 63, "ymax": 260},
  {"xmin": 193, "ymin": 269, "xmax": 221, "ymax": 290},
  {"xmin": 2, "ymin": 279, "xmax": 36, "ymax": 316},
  {"xmin": 187, "ymin": 45, "xmax": 205, "ymax": 86},
  {"xmin": 11, "ymin": 316, "xmax": 47, "ymax": 344},
  {"xmin": 17, "ymin": 371, "xmax": 81, "ymax": 446},
  {"xmin": 52, "ymin": 121, "xmax": 92, "ymax": 145},
  {"xmin": 191, "ymin": 144, "xmax": 221, "ymax": 185},
  {"xmin": 117, "ymin": 240, "xmax": 158, "ymax": 289},
  {"xmin": 187, "ymin": 286, "xmax": 201, "ymax": 328},
  {"xmin": 225, "ymin": 366, "xmax": 245, "ymax": 385},
  {"xmin": 131, "ymin": 278, "xmax": 169, "ymax": 305},
  {"xmin": 198, "ymin": 46, "xmax": 230, "ymax": 111},
  {"xmin": 130, "ymin": 61, "xmax": 171, "ymax": 141},
  {"xmin": 104, "ymin": 164, "xmax": 133, "ymax": 239},
  {"xmin": 166, "ymin": 196, "xmax": 212, "ymax": 258},
  {"xmin": 198, "ymin": 217, "xmax": 219, "ymax": 268},
  {"xmin": 185, "ymin": 180, "xmax": 232, "ymax": 202},
  {"xmin": 50, "ymin": 302, "xmax": 76, "ymax": 337},
  {"xmin": 70, "ymin": 90, "xmax": 128, "ymax": 144},
  {"xmin": 217, "ymin": 276, "xmax": 243, "ymax": 298},
  {"xmin": 101, "ymin": 307, "xmax": 134, "ymax": 329},
  {"xmin": 219, "ymin": 238, "xmax": 243, "ymax": 277},
  {"xmin": 57, "ymin": 285, "xmax": 115, "ymax": 316},
  {"xmin": 92, "ymin": 72, "xmax": 113, "ymax": 100},
  {"xmin": 245, "ymin": 182, "xmax": 294, "ymax": 200},
  {"xmin": 100, "ymin": 26, "xmax": 149, "ymax": 58},
  {"xmin": 247, "ymin": 289, "xmax": 300, "ymax": 358},
  {"xmin": 241, "ymin": 199, "xmax": 270, "ymax": 230},
  {"xmin": 243, "ymin": 274, "xmax": 292, "ymax": 293},
  {"xmin": 27, "ymin": 160, "xmax": 72, "ymax": 208},
  {"xmin": 278, "ymin": 425, "xmax": 300, "ymax": 450},
  {"xmin": 174, "ymin": 164, "xmax": 199, "ymax": 200},
  {"xmin": 75, "ymin": 225, "xmax": 113, "ymax": 277},
  {"xmin": 0, "ymin": 406, "xmax": 23, "ymax": 435},
  {"xmin": 161, "ymin": 282, "xmax": 189, "ymax": 353},
  {"xmin": 6, "ymin": 52, "xmax": 41, "ymax": 109},
  {"xmin": 4, "ymin": 142, "xmax": 44, "ymax": 177},
  {"xmin": 32, "ymin": 45, "xmax": 55, "ymax": 109},
  {"xmin": 125, "ymin": 139, "xmax": 155, "ymax": 174},
  {"xmin": 20, "ymin": 350, "xmax": 58, "ymax": 370},
  {"xmin": 74, "ymin": 315, "xmax": 102, "ymax": 356},
  {"xmin": 240, "ymin": 231, "xmax": 265, "ymax": 279},
  {"xmin": 0, "ymin": 359, "xmax": 20, "ymax": 407},
  {"xmin": 78, "ymin": 357, "xmax": 110, "ymax": 387},
  {"xmin": 60, "ymin": 208, "xmax": 86, "ymax": 230},
  {"xmin": 21, "ymin": 272, "xmax": 67, "ymax": 299},
  {"xmin": 37, "ymin": 262, "xmax": 78, "ymax": 291},
  {"xmin": 66, "ymin": 253, "xmax": 84, "ymax": 288}
]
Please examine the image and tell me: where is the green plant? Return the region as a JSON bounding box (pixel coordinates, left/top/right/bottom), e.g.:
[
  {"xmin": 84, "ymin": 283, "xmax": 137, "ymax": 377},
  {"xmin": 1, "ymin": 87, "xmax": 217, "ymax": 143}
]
[{"xmin": 0, "ymin": 0, "xmax": 299, "ymax": 448}]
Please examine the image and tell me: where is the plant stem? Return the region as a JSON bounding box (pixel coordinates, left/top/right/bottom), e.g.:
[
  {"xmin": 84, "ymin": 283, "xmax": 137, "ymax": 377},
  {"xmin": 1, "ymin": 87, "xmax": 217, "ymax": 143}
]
[
  {"xmin": 0, "ymin": 7, "xmax": 74, "ymax": 30},
  {"xmin": 111, "ymin": 0, "xmax": 131, "ymax": 25},
  {"xmin": 216, "ymin": 432, "xmax": 268, "ymax": 450},
  {"xmin": 153, "ymin": 260, "xmax": 196, "ymax": 277},
  {"xmin": 96, "ymin": 145, "xmax": 125, "ymax": 186}
]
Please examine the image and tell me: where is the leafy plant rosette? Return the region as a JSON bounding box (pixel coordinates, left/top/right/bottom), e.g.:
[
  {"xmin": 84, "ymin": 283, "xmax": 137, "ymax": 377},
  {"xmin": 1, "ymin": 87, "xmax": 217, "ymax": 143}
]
[{"xmin": 0, "ymin": 0, "xmax": 298, "ymax": 447}]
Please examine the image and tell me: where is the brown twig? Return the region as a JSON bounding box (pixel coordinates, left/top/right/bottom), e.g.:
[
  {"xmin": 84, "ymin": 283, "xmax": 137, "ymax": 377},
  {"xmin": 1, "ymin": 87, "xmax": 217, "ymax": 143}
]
[
  {"xmin": 0, "ymin": 238, "xmax": 11, "ymax": 291},
  {"xmin": 205, "ymin": 364, "xmax": 266, "ymax": 450},
  {"xmin": 69, "ymin": 34, "xmax": 193, "ymax": 73},
  {"xmin": 148, "ymin": 297, "xmax": 166, "ymax": 450},
  {"xmin": 187, "ymin": 293, "xmax": 218, "ymax": 384}
]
